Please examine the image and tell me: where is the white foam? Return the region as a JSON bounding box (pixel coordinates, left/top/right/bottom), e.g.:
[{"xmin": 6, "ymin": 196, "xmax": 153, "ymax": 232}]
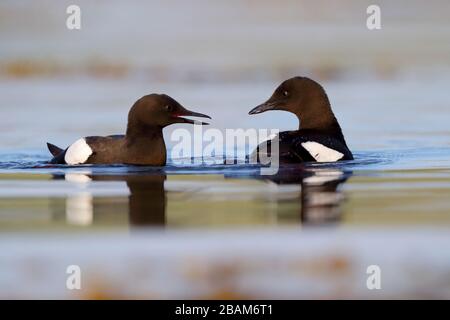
[
  {"xmin": 64, "ymin": 138, "xmax": 93, "ymax": 165},
  {"xmin": 301, "ymin": 141, "xmax": 344, "ymax": 162}
]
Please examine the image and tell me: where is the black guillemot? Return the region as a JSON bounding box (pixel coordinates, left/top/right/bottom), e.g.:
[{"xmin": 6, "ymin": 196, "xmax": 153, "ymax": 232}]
[
  {"xmin": 249, "ymin": 76, "xmax": 353, "ymax": 163},
  {"xmin": 47, "ymin": 94, "xmax": 211, "ymax": 166}
]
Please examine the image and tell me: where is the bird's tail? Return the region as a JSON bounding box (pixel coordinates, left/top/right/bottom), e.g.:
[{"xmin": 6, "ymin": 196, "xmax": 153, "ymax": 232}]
[{"xmin": 47, "ymin": 142, "xmax": 64, "ymax": 156}]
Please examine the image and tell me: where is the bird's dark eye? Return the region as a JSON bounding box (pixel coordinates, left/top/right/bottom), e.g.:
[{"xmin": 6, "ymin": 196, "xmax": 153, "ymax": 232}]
[
  {"xmin": 165, "ymin": 105, "xmax": 174, "ymax": 112},
  {"xmin": 283, "ymin": 90, "xmax": 289, "ymax": 97}
]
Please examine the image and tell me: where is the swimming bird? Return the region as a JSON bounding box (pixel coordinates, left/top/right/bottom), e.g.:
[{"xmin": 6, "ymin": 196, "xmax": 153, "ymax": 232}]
[
  {"xmin": 249, "ymin": 77, "xmax": 353, "ymax": 163},
  {"xmin": 47, "ymin": 94, "xmax": 210, "ymax": 165}
]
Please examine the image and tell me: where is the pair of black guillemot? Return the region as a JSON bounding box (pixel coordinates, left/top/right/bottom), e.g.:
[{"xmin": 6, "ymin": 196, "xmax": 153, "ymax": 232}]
[{"xmin": 47, "ymin": 77, "xmax": 353, "ymax": 165}]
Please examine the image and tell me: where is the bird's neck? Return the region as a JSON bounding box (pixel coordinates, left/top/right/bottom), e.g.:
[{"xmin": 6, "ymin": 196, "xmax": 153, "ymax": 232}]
[
  {"xmin": 296, "ymin": 92, "xmax": 341, "ymax": 133},
  {"xmin": 126, "ymin": 120, "xmax": 163, "ymax": 140},
  {"xmin": 295, "ymin": 100, "xmax": 349, "ymax": 146},
  {"xmin": 125, "ymin": 121, "xmax": 165, "ymax": 151},
  {"xmin": 125, "ymin": 123, "xmax": 166, "ymax": 165},
  {"xmin": 297, "ymin": 110, "xmax": 341, "ymax": 132}
]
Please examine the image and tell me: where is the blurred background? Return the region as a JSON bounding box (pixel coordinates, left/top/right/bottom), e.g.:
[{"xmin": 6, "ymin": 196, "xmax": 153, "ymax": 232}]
[
  {"xmin": 1, "ymin": 0, "xmax": 449, "ymax": 150},
  {"xmin": 2, "ymin": 0, "xmax": 450, "ymax": 77},
  {"xmin": 1, "ymin": 0, "xmax": 450, "ymax": 299}
]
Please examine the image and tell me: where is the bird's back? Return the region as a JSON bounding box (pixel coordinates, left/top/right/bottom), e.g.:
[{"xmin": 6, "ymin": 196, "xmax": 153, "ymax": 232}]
[{"xmin": 254, "ymin": 130, "xmax": 353, "ymax": 163}]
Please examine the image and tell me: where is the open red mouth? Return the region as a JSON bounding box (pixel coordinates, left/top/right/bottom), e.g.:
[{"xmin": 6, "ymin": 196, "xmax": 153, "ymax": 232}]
[{"xmin": 172, "ymin": 110, "xmax": 211, "ymax": 125}]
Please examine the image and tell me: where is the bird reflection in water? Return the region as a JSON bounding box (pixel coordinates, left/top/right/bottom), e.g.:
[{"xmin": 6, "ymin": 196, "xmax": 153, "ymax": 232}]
[
  {"xmin": 55, "ymin": 172, "xmax": 166, "ymax": 227},
  {"xmin": 125, "ymin": 174, "xmax": 166, "ymax": 226},
  {"xmin": 291, "ymin": 168, "xmax": 350, "ymax": 224},
  {"xmin": 227, "ymin": 166, "xmax": 351, "ymax": 225},
  {"xmin": 55, "ymin": 165, "xmax": 350, "ymax": 227}
]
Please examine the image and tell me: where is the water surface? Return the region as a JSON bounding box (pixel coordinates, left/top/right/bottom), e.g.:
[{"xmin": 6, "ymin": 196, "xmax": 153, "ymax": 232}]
[{"xmin": 1, "ymin": 77, "xmax": 449, "ymax": 231}]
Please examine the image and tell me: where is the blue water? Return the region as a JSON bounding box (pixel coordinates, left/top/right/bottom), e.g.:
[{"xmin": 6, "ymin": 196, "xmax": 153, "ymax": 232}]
[{"xmin": 0, "ymin": 77, "xmax": 450, "ymax": 230}]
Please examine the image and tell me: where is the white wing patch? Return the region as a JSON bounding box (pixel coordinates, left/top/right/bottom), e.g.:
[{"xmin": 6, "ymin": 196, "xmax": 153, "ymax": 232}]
[
  {"xmin": 64, "ymin": 138, "xmax": 93, "ymax": 165},
  {"xmin": 301, "ymin": 141, "xmax": 344, "ymax": 162}
]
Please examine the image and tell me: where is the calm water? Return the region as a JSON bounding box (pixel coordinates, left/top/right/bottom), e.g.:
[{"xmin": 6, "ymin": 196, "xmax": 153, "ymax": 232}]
[
  {"xmin": 2, "ymin": 0, "xmax": 450, "ymax": 299},
  {"xmin": 1, "ymin": 76, "xmax": 450, "ymax": 231}
]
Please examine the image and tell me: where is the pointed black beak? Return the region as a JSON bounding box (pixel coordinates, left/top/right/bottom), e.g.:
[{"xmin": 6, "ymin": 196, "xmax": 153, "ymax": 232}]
[
  {"xmin": 173, "ymin": 109, "xmax": 211, "ymax": 125},
  {"xmin": 248, "ymin": 101, "xmax": 279, "ymax": 115}
]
